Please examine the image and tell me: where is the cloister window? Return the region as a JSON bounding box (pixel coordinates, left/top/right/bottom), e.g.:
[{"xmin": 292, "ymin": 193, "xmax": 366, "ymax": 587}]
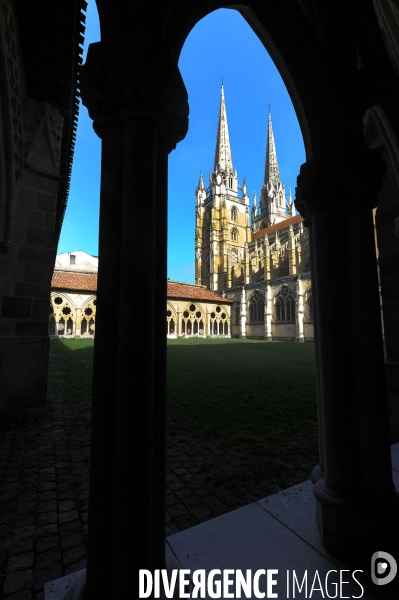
[
  {"xmin": 231, "ymin": 207, "xmax": 237, "ymax": 222},
  {"xmin": 231, "ymin": 228, "xmax": 238, "ymax": 241},
  {"xmin": 209, "ymin": 305, "xmax": 229, "ymax": 336},
  {"xmin": 249, "ymin": 290, "xmax": 264, "ymax": 322},
  {"xmin": 181, "ymin": 303, "xmax": 205, "ymax": 336},
  {"xmin": 166, "ymin": 307, "xmax": 176, "ymax": 336},
  {"xmin": 275, "ymin": 285, "xmax": 296, "ymax": 323}
]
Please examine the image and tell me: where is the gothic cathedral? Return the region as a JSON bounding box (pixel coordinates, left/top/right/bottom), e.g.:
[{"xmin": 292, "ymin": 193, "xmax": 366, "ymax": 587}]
[{"xmin": 195, "ymin": 86, "xmax": 314, "ymax": 341}]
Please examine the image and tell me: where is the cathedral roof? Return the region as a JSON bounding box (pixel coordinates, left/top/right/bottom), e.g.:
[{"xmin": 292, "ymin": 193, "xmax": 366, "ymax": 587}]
[
  {"xmin": 252, "ymin": 214, "xmax": 303, "ymax": 240},
  {"xmin": 214, "ymin": 86, "xmax": 233, "ymax": 173},
  {"xmin": 167, "ymin": 281, "xmax": 234, "ymax": 303},
  {"xmin": 52, "ymin": 270, "xmax": 97, "ymax": 292}
]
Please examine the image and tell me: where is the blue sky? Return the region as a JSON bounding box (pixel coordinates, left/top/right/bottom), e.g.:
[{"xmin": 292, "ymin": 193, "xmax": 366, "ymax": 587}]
[{"xmin": 58, "ymin": 4, "xmax": 305, "ymax": 283}]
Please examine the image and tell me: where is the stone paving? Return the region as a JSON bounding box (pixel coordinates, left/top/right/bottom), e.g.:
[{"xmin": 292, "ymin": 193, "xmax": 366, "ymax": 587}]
[
  {"xmin": 0, "ymin": 342, "xmax": 313, "ymax": 598},
  {"xmin": 0, "ymin": 347, "xmax": 90, "ymax": 599},
  {"xmin": 165, "ymin": 435, "xmax": 311, "ymax": 536}
]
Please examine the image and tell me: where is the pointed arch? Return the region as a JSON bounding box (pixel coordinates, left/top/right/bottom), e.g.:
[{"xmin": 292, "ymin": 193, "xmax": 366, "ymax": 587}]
[
  {"xmin": 248, "ymin": 289, "xmax": 264, "ymax": 322},
  {"xmin": 274, "ymin": 284, "xmax": 296, "ymax": 323}
]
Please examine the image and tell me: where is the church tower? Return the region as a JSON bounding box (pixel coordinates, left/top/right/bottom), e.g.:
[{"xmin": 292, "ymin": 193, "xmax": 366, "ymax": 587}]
[
  {"xmin": 195, "ymin": 85, "xmax": 251, "ymax": 290},
  {"xmin": 252, "ymin": 110, "xmax": 295, "ymax": 232}
]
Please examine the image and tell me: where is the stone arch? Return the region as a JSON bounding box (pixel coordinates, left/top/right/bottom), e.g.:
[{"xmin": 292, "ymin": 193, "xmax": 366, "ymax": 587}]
[
  {"xmin": 181, "ymin": 302, "xmax": 206, "ymax": 336},
  {"xmin": 274, "ymin": 284, "xmax": 296, "ymax": 323},
  {"xmin": 81, "ymin": 295, "xmax": 97, "ymax": 336},
  {"xmin": 248, "ymin": 289, "xmax": 264, "ymax": 323},
  {"xmin": 209, "ymin": 304, "xmax": 230, "ymax": 336},
  {"xmin": 166, "ymin": 301, "xmax": 177, "ymax": 337},
  {"xmin": 51, "ymin": 292, "xmax": 77, "ymax": 336}
]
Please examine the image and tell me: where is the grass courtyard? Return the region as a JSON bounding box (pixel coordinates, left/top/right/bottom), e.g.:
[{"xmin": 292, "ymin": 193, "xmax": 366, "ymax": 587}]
[
  {"xmin": 44, "ymin": 337, "xmax": 318, "ymax": 510},
  {"xmin": 166, "ymin": 338, "xmax": 318, "ymax": 494}
]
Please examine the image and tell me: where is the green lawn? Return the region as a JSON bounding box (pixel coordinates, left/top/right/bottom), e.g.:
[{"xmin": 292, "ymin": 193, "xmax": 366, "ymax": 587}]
[
  {"xmin": 167, "ymin": 338, "xmax": 318, "ymax": 490},
  {"xmin": 44, "ymin": 337, "xmax": 318, "ymax": 492}
]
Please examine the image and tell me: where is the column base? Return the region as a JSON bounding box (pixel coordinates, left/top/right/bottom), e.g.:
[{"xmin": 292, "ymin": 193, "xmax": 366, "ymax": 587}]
[
  {"xmin": 295, "ymin": 336, "xmax": 305, "ymax": 343},
  {"xmin": 311, "ymin": 464, "xmax": 324, "ymax": 483},
  {"xmin": 314, "ymin": 479, "xmax": 399, "ymax": 563}
]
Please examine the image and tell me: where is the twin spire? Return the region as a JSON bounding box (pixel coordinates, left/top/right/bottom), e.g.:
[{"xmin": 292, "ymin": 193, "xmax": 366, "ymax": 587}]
[
  {"xmin": 264, "ymin": 109, "xmax": 280, "ymax": 186},
  {"xmin": 214, "ymin": 85, "xmax": 233, "ymax": 173},
  {"xmin": 213, "ymin": 85, "xmax": 281, "ymax": 188}
]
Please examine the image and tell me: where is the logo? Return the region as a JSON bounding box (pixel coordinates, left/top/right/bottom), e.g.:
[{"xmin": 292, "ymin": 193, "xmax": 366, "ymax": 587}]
[{"xmin": 371, "ymin": 551, "xmax": 397, "ymax": 585}]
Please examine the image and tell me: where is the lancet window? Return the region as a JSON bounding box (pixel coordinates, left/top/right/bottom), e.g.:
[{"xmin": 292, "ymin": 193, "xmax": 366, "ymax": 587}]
[
  {"xmin": 275, "ymin": 285, "xmax": 296, "ymax": 323},
  {"xmin": 249, "ymin": 290, "xmax": 264, "ymax": 323},
  {"xmin": 231, "ymin": 228, "xmax": 238, "ymax": 242},
  {"xmin": 231, "ymin": 207, "xmax": 237, "ymax": 222}
]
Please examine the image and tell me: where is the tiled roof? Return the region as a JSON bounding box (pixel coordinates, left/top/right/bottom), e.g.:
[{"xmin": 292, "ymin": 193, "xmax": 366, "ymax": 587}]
[
  {"xmin": 51, "ymin": 270, "xmax": 97, "ymax": 292},
  {"xmin": 167, "ymin": 281, "xmax": 234, "ymax": 303},
  {"xmin": 252, "ymin": 214, "xmax": 304, "ymax": 240}
]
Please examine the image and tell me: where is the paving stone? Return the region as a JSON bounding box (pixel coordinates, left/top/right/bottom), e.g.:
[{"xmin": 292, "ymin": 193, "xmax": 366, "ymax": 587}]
[
  {"xmin": 34, "ymin": 536, "xmax": 59, "ymax": 553},
  {"xmin": 9, "ymin": 540, "xmax": 34, "ymax": 556},
  {"xmin": 37, "ymin": 501, "xmax": 56, "ymax": 513},
  {"xmin": 3, "ymin": 569, "xmax": 33, "ymax": 595},
  {"xmin": 34, "ymin": 523, "xmax": 58, "ymax": 538},
  {"xmin": 59, "ymin": 520, "xmax": 82, "ymax": 537},
  {"xmin": 211, "ymin": 504, "xmax": 231, "ymax": 517},
  {"xmin": 190, "ymin": 505, "xmax": 212, "ymax": 519},
  {"xmin": 33, "ymin": 565, "xmax": 62, "ymax": 590},
  {"xmin": 57, "ymin": 500, "xmax": 76, "ymax": 512},
  {"xmin": 58, "ymin": 510, "xmax": 78, "ymax": 525},
  {"xmin": 14, "ymin": 515, "xmax": 36, "ymax": 530},
  {"xmin": 65, "ymin": 559, "xmax": 87, "ymax": 576},
  {"xmin": 35, "ymin": 548, "xmax": 61, "ymax": 571},
  {"xmin": 2, "ymin": 590, "xmax": 32, "ymax": 600},
  {"xmin": 36, "ymin": 512, "xmax": 57, "ymax": 527},
  {"xmin": 38, "ymin": 491, "xmax": 56, "ymax": 501},
  {"xmin": 62, "ymin": 545, "xmax": 86, "ymax": 567},
  {"xmin": 7, "ymin": 553, "xmax": 35, "ymax": 573},
  {"xmin": 16, "ymin": 503, "xmax": 34, "ymax": 516},
  {"xmin": 38, "ymin": 482, "xmax": 56, "ymax": 492},
  {"xmin": 14, "ymin": 526, "xmax": 35, "ymax": 541},
  {"xmin": 202, "ymin": 496, "xmax": 220, "ymax": 508},
  {"xmin": 60, "ymin": 532, "xmax": 84, "ymax": 552}
]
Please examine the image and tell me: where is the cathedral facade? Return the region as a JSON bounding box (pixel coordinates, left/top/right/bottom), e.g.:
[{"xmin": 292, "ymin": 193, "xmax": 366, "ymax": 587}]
[{"xmin": 195, "ymin": 87, "xmax": 314, "ymax": 341}]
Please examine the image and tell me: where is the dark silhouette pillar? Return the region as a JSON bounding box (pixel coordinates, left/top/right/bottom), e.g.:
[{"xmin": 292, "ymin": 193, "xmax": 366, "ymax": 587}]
[
  {"xmin": 296, "ymin": 149, "xmax": 399, "ymax": 560},
  {"xmin": 77, "ymin": 37, "xmax": 188, "ymax": 599}
]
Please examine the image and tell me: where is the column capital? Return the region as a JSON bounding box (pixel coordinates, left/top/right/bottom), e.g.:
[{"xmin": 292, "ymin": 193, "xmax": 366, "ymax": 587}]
[
  {"xmin": 295, "ymin": 149, "xmax": 387, "ymax": 222},
  {"xmin": 80, "ymin": 38, "xmax": 189, "ymax": 150}
]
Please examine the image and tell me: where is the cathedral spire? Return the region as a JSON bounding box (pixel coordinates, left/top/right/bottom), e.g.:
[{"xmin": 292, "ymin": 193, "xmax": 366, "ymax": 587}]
[
  {"xmin": 264, "ymin": 109, "xmax": 280, "ymax": 185},
  {"xmin": 214, "ymin": 85, "xmax": 233, "ymax": 173}
]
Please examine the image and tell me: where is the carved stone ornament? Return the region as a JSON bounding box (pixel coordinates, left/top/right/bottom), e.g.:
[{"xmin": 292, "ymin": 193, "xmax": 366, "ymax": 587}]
[
  {"xmin": 295, "ymin": 148, "xmax": 387, "ymax": 221},
  {"xmin": 80, "ymin": 38, "xmax": 189, "ymax": 150}
]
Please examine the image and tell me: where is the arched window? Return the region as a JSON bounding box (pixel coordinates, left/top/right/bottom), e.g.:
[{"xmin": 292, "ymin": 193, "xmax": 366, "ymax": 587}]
[
  {"xmin": 231, "ymin": 207, "xmax": 237, "ymax": 222},
  {"xmin": 249, "ymin": 290, "xmax": 264, "ymax": 323},
  {"xmin": 275, "ymin": 285, "xmax": 296, "ymax": 323},
  {"xmin": 231, "ymin": 228, "xmax": 237, "ymax": 241}
]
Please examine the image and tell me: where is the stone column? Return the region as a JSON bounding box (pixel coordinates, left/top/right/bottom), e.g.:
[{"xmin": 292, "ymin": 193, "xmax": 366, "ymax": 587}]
[
  {"xmin": 264, "ymin": 284, "xmax": 272, "ymax": 340},
  {"xmin": 239, "ymin": 286, "xmax": 247, "ymax": 338},
  {"xmin": 295, "ymin": 277, "xmax": 304, "ymax": 342},
  {"xmin": 244, "ymin": 242, "xmax": 250, "ymax": 284},
  {"xmin": 264, "ymin": 233, "xmax": 271, "ymax": 280},
  {"xmin": 288, "ymin": 224, "xmax": 297, "ymax": 275},
  {"xmin": 77, "ymin": 37, "xmax": 188, "ymax": 599},
  {"xmin": 296, "ymin": 149, "xmax": 397, "ymax": 560}
]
